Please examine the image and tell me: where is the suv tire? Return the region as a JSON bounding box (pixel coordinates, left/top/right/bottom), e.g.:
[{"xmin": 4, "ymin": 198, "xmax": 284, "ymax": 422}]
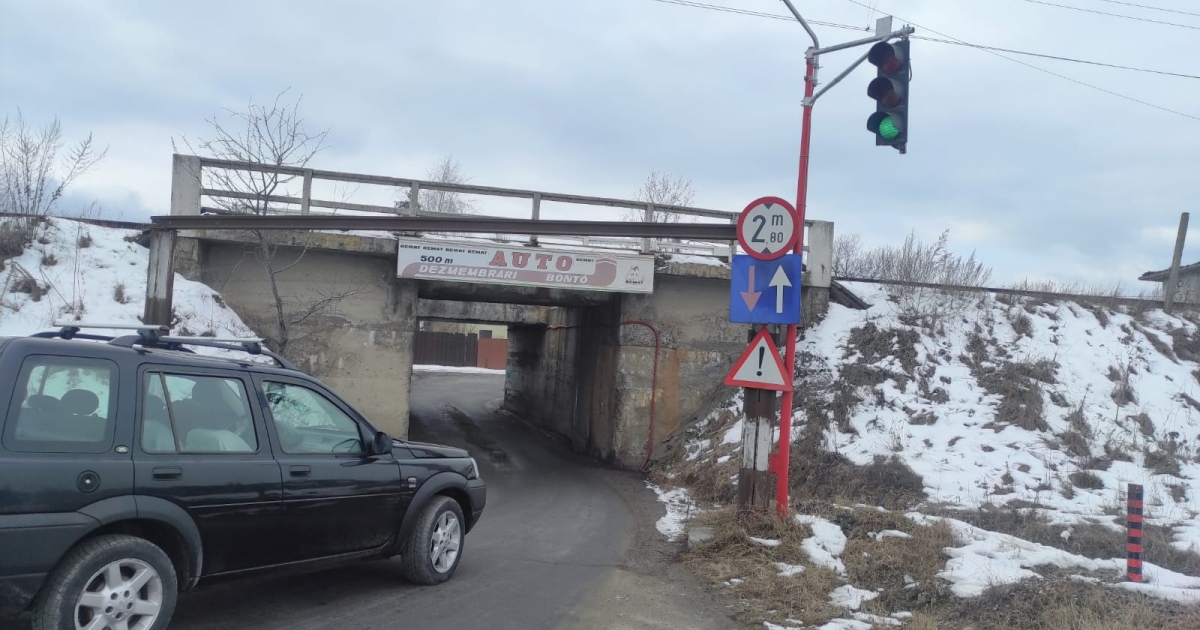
[
  {"xmin": 32, "ymin": 534, "xmax": 178, "ymax": 630},
  {"xmin": 400, "ymin": 496, "xmax": 465, "ymax": 585}
]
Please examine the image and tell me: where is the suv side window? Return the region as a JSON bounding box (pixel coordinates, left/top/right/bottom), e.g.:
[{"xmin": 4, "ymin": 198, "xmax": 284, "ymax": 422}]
[
  {"xmin": 262, "ymin": 381, "xmax": 364, "ymax": 454},
  {"xmin": 140, "ymin": 372, "xmax": 258, "ymax": 454},
  {"xmin": 2, "ymin": 355, "xmax": 118, "ymax": 453}
]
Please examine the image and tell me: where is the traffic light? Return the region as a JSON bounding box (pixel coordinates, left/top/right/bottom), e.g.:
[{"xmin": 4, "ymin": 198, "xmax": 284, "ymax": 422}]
[{"xmin": 866, "ymin": 38, "xmax": 910, "ymax": 153}]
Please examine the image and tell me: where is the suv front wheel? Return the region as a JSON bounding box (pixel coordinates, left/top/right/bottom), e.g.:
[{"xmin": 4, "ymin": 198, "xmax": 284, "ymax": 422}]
[
  {"xmin": 33, "ymin": 534, "xmax": 178, "ymax": 630},
  {"xmin": 400, "ymin": 496, "xmax": 465, "ymax": 585}
]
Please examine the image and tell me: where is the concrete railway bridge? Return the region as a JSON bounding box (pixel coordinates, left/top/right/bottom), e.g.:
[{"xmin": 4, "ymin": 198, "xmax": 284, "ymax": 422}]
[{"xmin": 142, "ymin": 155, "xmax": 835, "ymax": 468}]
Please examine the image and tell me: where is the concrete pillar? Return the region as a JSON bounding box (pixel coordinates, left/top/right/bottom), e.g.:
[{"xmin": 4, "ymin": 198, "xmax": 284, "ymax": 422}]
[
  {"xmin": 171, "ymin": 154, "xmax": 204, "ymax": 279},
  {"xmin": 806, "ymin": 220, "xmax": 834, "ymax": 288},
  {"xmin": 611, "ymin": 275, "xmax": 746, "ymax": 468},
  {"xmin": 319, "ymin": 278, "xmax": 418, "ymax": 439},
  {"xmin": 143, "ymin": 229, "xmax": 176, "ymax": 326}
]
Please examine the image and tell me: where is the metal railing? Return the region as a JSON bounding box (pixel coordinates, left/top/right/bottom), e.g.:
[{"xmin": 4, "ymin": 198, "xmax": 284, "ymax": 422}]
[{"xmin": 171, "ymin": 154, "xmax": 832, "ymax": 284}]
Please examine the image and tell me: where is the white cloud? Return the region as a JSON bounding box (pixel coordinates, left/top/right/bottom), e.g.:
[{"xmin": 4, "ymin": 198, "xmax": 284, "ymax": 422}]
[{"xmin": 1, "ymin": 0, "xmax": 1195, "ymax": 286}]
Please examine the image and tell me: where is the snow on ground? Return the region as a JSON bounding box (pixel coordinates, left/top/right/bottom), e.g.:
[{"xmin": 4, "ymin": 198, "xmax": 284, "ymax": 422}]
[
  {"xmin": 647, "ymin": 483, "xmax": 694, "ymax": 542},
  {"xmin": 652, "ymin": 279, "xmax": 1200, "ymax": 622},
  {"xmin": 0, "ymin": 218, "xmax": 257, "ymax": 352},
  {"xmin": 796, "ymin": 515, "xmax": 849, "ymax": 575},
  {"xmin": 803, "ymin": 282, "xmax": 1200, "ymax": 535},
  {"xmin": 412, "ymin": 364, "xmax": 506, "ymax": 375},
  {"xmin": 910, "ymin": 512, "xmax": 1200, "ymax": 602}
]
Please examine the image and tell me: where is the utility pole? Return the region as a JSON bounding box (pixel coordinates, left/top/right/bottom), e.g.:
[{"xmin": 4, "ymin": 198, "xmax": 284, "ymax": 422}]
[
  {"xmin": 1165, "ymin": 212, "xmax": 1189, "ymax": 314},
  {"xmin": 765, "ymin": 1, "xmax": 912, "ymax": 519}
]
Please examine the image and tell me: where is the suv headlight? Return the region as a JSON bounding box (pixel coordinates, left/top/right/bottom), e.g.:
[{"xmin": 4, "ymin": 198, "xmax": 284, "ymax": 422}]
[{"xmin": 467, "ymin": 457, "xmax": 481, "ymax": 481}]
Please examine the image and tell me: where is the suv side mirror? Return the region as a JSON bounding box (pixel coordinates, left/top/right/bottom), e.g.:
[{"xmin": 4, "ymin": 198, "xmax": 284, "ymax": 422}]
[{"xmin": 371, "ymin": 431, "xmax": 393, "ymax": 456}]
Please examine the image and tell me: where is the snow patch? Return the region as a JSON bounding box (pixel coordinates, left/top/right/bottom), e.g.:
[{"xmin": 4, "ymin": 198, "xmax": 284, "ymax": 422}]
[
  {"xmin": 910, "ymin": 512, "xmax": 1200, "ymax": 602},
  {"xmin": 647, "ymin": 483, "xmax": 693, "ymax": 542},
  {"xmin": 413, "ymin": 364, "xmax": 505, "ymax": 375},
  {"xmin": 775, "ymin": 562, "xmax": 807, "ymax": 577},
  {"xmin": 796, "ymin": 515, "xmax": 848, "ymax": 575},
  {"xmin": 0, "ymin": 218, "xmax": 257, "ymax": 357},
  {"xmin": 829, "ymin": 585, "xmax": 879, "ymax": 610}
]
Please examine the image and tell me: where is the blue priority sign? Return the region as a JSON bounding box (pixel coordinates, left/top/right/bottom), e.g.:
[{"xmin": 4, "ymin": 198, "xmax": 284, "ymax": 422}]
[{"xmin": 729, "ymin": 254, "xmax": 802, "ymax": 325}]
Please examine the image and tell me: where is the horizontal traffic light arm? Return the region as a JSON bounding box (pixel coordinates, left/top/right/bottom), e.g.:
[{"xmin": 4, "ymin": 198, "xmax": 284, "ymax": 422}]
[
  {"xmin": 806, "ymin": 49, "xmax": 871, "ymax": 106},
  {"xmin": 810, "ymin": 26, "xmax": 914, "ymax": 57}
]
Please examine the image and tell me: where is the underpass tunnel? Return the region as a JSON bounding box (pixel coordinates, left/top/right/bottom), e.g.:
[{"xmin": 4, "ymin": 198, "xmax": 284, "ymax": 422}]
[{"xmin": 409, "ymin": 297, "xmax": 623, "ymax": 463}]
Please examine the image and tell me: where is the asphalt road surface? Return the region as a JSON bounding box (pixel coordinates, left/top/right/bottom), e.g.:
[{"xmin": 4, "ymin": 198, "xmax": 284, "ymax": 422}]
[{"xmin": 4, "ymin": 371, "xmax": 737, "ymax": 630}]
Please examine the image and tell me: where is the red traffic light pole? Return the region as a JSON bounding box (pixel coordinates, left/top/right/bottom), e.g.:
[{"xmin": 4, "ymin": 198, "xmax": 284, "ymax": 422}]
[{"xmin": 771, "ymin": 1, "xmax": 913, "ymax": 519}]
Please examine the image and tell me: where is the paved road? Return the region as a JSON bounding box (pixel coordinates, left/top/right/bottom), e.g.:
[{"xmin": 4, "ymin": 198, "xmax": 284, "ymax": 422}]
[{"xmin": 4, "ymin": 371, "xmax": 736, "ymax": 630}]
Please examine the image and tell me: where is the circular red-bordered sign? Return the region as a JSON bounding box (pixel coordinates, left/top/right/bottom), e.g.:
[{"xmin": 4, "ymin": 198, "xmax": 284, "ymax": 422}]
[{"xmin": 737, "ymin": 196, "xmax": 798, "ymax": 260}]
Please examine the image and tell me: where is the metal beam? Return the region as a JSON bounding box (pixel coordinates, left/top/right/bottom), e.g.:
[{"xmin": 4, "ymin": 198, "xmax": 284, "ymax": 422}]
[{"xmin": 149, "ymin": 214, "xmax": 738, "ymax": 240}]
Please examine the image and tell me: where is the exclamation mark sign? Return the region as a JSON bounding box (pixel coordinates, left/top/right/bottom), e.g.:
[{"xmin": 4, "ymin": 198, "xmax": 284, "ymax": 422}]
[{"xmin": 757, "ymin": 346, "xmax": 765, "ymax": 377}]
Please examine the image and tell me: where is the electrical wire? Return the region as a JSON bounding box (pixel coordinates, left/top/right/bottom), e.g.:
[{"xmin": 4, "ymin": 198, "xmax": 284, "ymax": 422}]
[
  {"xmin": 1089, "ymin": 0, "xmax": 1200, "ymax": 18},
  {"xmin": 1002, "ymin": 0, "xmax": 1200, "ymax": 30},
  {"xmin": 914, "ymin": 36, "xmax": 1200, "ymax": 79},
  {"xmin": 638, "ymin": 0, "xmax": 1197, "ymax": 81},
  {"xmin": 837, "ymin": 0, "xmax": 1200, "ymax": 121},
  {"xmin": 643, "ymin": 0, "xmax": 869, "ymax": 30}
]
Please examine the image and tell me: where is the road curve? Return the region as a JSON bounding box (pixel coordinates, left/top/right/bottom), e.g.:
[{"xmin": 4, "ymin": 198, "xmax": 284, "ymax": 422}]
[
  {"xmin": 170, "ymin": 370, "xmax": 631, "ymax": 630},
  {"xmin": 1, "ymin": 371, "xmax": 737, "ymax": 630}
]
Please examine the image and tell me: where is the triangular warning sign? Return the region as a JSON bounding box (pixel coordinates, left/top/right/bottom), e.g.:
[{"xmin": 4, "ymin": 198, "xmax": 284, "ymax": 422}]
[{"xmin": 724, "ymin": 328, "xmax": 792, "ymax": 391}]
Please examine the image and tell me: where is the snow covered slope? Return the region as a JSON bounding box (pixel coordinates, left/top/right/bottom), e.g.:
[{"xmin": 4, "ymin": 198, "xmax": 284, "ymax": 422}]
[
  {"xmin": 805, "ymin": 283, "xmax": 1200, "ymax": 544},
  {"xmin": 0, "ymin": 216, "xmax": 256, "ymax": 343},
  {"xmin": 661, "ymin": 281, "xmax": 1200, "ymax": 619}
]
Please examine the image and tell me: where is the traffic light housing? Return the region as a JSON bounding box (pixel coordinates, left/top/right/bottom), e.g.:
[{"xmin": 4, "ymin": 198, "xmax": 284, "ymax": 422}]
[{"xmin": 866, "ymin": 38, "xmax": 910, "ymax": 154}]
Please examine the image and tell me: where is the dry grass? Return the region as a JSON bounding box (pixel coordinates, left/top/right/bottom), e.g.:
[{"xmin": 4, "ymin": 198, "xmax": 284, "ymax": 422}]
[
  {"xmin": 113, "ymin": 282, "xmax": 129, "ymax": 305},
  {"xmin": 1011, "ymin": 311, "xmax": 1033, "ymax": 338},
  {"xmin": 927, "ymin": 505, "xmax": 1200, "ymax": 577},
  {"xmin": 838, "ymin": 510, "xmax": 956, "ymax": 612},
  {"xmin": 1145, "ymin": 434, "xmax": 1186, "ymax": 477},
  {"xmin": 1068, "ymin": 471, "xmax": 1105, "ymax": 490},
  {"xmin": 1109, "ymin": 363, "xmax": 1138, "ymax": 407},
  {"xmin": 40, "ymin": 251, "xmax": 58, "ymax": 267},
  {"xmin": 789, "ymin": 448, "xmax": 926, "ymax": 511},
  {"xmin": 942, "ymin": 577, "xmax": 1200, "ymax": 630},
  {"xmin": 971, "ymin": 358, "xmax": 1058, "ymax": 432},
  {"xmin": 0, "ymin": 221, "xmax": 33, "ymax": 259},
  {"xmin": 1130, "ymin": 412, "xmax": 1156, "ymax": 437},
  {"xmin": 847, "ymin": 322, "xmax": 920, "ymax": 374},
  {"xmin": 683, "ymin": 508, "xmax": 842, "ymax": 626}
]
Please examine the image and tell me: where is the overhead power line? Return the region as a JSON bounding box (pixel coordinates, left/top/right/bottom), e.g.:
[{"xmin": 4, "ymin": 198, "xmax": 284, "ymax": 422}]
[
  {"xmin": 1003, "ymin": 0, "xmax": 1200, "ymax": 30},
  {"xmin": 643, "ymin": 0, "xmax": 868, "ymax": 30},
  {"xmin": 1090, "ymin": 0, "xmax": 1200, "ymax": 18},
  {"xmin": 836, "ymin": 0, "xmax": 1200, "ymax": 121},
  {"xmin": 914, "ymin": 36, "xmax": 1200, "ymax": 79},
  {"xmin": 638, "ymin": 0, "xmax": 1200, "ymax": 81}
]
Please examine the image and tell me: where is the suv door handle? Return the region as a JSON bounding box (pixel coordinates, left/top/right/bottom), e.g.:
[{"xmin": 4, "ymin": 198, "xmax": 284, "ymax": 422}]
[
  {"xmin": 289, "ymin": 465, "xmax": 312, "ymax": 477},
  {"xmin": 152, "ymin": 467, "xmax": 182, "ymax": 481}
]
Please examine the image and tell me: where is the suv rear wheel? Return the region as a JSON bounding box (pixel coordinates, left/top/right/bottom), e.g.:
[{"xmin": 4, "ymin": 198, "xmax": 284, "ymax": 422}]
[
  {"xmin": 400, "ymin": 496, "xmax": 465, "ymax": 585},
  {"xmin": 33, "ymin": 534, "xmax": 178, "ymax": 630}
]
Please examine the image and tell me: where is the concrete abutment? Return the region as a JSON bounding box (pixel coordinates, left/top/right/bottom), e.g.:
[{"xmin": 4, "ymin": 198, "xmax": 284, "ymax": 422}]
[{"xmin": 174, "ymin": 233, "xmax": 831, "ymax": 469}]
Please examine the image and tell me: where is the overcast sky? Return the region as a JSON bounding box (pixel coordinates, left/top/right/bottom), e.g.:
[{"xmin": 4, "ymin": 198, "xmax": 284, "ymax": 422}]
[{"xmin": 2, "ymin": 0, "xmax": 1195, "ymax": 289}]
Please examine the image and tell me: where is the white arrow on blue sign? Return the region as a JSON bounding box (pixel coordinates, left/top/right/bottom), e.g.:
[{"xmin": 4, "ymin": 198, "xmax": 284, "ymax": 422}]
[{"xmin": 728, "ymin": 254, "xmax": 802, "ymax": 325}]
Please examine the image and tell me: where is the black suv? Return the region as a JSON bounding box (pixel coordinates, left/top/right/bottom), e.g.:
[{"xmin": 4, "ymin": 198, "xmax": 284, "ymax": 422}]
[{"xmin": 0, "ymin": 324, "xmax": 485, "ymax": 630}]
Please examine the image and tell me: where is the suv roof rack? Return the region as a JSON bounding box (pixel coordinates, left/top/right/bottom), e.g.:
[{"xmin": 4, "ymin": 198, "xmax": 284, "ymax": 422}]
[
  {"xmin": 32, "ymin": 322, "xmax": 169, "ymax": 342},
  {"xmin": 32, "ymin": 322, "xmax": 298, "ymax": 371}
]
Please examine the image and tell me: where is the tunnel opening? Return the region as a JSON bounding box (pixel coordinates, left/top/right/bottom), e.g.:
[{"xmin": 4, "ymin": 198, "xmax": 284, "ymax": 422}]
[{"xmin": 409, "ymin": 297, "xmax": 624, "ymax": 464}]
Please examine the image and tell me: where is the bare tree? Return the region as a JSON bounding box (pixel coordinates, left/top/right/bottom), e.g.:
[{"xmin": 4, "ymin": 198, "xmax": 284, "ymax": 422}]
[
  {"xmin": 396, "ymin": 155, "xmax": 475, "ymax": 215},
  {"xmin": 833, "ymin": 232, "xmax": 866, "ymax": 278},
  {"xmin": 623, "ymin": 169, "xmax": 696, "ymax": 223},
  {"xmin": 0, "ymin": 112, "xmax": 107, "ymax": 217},
  {"xmin": 173, "ymin": 90, "xmax": 356, "ymax": 355}
]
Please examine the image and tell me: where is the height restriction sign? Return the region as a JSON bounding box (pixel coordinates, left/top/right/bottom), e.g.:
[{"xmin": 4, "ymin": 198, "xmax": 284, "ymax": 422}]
[{"xmin": 737, "ymin": 196, "xmax": 799, "ymax": 261}]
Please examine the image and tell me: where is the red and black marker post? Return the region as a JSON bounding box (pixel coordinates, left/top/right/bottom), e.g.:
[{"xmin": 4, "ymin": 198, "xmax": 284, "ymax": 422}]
[{"xmin": 1127, "ymin": 483, "xmax": 1145, "ymax": 583}]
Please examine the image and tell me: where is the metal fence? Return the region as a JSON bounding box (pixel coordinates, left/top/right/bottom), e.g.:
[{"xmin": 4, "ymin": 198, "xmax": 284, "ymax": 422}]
[{"xmin": 171, "ymin": 154, "xmax": 830, "ymax": 269}]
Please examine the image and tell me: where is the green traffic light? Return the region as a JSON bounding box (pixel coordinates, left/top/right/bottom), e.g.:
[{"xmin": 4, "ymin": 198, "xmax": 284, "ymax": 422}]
[{"xmin": 878, "ymin": 117, "xmax": 900, "ymax": 140}]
